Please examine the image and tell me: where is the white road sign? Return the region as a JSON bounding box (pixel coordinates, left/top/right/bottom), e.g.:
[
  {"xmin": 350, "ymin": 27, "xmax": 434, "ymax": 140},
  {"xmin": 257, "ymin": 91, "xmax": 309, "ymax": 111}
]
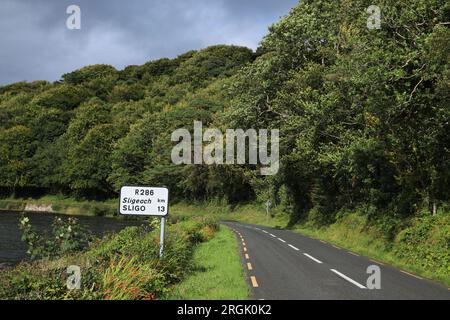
[{"xmin": 119, "ymin": 186, "xmax": 169, "ymax": 216}]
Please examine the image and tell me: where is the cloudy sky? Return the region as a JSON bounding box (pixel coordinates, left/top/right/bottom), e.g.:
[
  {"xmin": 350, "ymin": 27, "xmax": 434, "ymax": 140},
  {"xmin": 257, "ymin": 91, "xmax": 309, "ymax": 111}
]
[{"xmin": 0, "ymin": 0, "xmax": 299, "ymax": 85}]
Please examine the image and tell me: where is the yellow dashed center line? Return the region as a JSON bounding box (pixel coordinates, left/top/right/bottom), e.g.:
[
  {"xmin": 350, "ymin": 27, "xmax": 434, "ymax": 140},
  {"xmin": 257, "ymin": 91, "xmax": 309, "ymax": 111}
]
[
  {"xmin": 233, "ymin": 228, "xmax": 259, "ymax": 290},
  {"xmin": 250, "ymin": 276, "xmax": 259, "ymax": 288}
]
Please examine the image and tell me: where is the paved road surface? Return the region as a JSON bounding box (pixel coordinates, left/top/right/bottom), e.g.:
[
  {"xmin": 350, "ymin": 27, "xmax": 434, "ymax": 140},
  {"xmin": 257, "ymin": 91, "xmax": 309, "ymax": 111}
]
[{"xmin": 222, "ymin": 221, "xmax": 450, "ymax": 300}]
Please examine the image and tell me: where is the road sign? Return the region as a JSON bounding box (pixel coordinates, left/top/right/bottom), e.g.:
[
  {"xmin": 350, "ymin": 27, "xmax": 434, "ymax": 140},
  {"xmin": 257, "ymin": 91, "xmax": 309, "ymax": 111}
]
[
  {"xmin": 119, "ymin": 186, "xmax": 169, "ymax": 217},
  {"xmin": 119, "ymin": 186, "xmax": 169, "ymax": 258}
]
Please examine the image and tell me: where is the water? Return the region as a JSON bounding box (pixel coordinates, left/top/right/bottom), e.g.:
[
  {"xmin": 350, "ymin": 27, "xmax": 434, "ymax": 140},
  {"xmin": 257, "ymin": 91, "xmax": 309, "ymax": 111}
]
[{"xmin": 0, "ymin": 211, "xmax": 145, "ymax": 265}]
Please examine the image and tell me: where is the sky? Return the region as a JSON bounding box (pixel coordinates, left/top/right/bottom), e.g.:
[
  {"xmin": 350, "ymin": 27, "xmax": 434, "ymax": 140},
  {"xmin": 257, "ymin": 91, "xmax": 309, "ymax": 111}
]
[{"xmin": 0, "ymin": 0, "xmax": 299, "ymax": 85}]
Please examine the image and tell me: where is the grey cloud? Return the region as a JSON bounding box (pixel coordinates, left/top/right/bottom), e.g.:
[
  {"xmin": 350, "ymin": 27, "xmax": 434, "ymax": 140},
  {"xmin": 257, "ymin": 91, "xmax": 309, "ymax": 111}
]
[{"xmin": 0, "ymin": 0, "xmax": 299, "ymax": 85}]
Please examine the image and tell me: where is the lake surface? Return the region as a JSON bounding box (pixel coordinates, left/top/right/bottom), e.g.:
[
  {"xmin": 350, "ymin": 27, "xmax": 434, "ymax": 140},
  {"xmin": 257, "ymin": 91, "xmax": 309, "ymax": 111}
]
[{"xmin": 0, "ymin": 211, "xmax": 145, "ymax": 265}]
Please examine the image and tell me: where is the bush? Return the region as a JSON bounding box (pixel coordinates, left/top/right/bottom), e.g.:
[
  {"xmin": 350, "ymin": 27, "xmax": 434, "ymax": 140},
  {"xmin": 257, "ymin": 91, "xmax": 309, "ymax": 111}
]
[
  {"xmin": 19, "ymin": 215, "xmax": 92, "ymax": 260},
  {"xmin": 395, "ymin": 213, "xmax": 450, "ymax": 280},
  {"xmin": 102, "ymin": 257, "xmax": 165, "ymax": 300},
  {"xmin": 1, "ymin": 214, "xmax": 219, "ymax": 300}
]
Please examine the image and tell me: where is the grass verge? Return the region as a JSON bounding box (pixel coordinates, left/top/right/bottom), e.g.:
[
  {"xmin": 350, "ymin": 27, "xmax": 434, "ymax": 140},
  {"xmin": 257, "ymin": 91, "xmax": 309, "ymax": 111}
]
[
  {"xmin": 169, "ymin": 225, "xmax": 249, "ymax": 300},
  {"xmin": 0, "ymin": 215, "xmax": 221, "ymax": 300}
]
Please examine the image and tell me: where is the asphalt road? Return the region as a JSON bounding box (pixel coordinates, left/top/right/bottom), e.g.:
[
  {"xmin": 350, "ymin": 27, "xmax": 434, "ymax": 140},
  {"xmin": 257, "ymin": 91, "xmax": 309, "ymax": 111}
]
[{"xmin": 222, "ymin": 221, "xmax": 450, "ymax": 300}]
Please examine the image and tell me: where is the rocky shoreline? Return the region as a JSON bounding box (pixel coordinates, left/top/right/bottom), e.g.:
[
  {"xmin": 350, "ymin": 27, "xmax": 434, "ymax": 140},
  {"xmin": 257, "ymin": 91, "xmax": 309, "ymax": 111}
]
[{"xmin": 0, "ymin": 262, "xmax": 13, "ymax": 271}]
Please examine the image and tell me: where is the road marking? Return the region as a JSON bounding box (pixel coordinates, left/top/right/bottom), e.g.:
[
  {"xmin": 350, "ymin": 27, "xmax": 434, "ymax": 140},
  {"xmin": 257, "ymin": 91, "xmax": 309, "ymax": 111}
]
[
  {"xmin": 330, "ymin": 269, "xmax": 366, "ymax": 289},
  {"xmin": 332, "ymin": 245, "xmax": 341, "ymax": 250},
  {"xmin": 244, "ymin": 247, "xmax": 247, "ymax": 252},
  {"xmin": 288, "ymin": 244, "xmax": 300, "ymax": 251},
  {"xmin": 262, "ymin": 230, "xmax": 268, "ymax": 234},
  {"xmin": 348, "ymin": 252, "xmax": 360, "ymax": 257},
  {"xmin": 278, "ymin": 238, "xmax": 286, "ymax": 243},
  {"xmin": 270, "ymin": 234, "xmax": 277, "ymax": 238},
  {"xmin": 250, "ymin": 276, "xmax": 259, "ymax": 288},
  {"xmin": 247, "ymin": 263, "xmax": 253, "ymax": 271},
  {"xmin": 370, "ymin": 259, "xmax": 385, "ymax": 266},
  {"xmin": 245, "ymin": 254, "xmax": 250, "ymax": 260},
  {"xmin": 303, "ymin": 253, "xmax": 323, "ymax": 264},
  {"xmin": 401, "ymin": 270, "xmax": 423, "ymax": 280}
]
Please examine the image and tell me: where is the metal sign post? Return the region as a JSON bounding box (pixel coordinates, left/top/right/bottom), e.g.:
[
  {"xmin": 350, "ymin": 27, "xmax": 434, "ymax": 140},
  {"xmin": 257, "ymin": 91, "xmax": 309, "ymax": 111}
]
[
  {"xmin": 119, "ymin": 186, "xmax": 169, "ymax": 259},
  {"xmin": 159, "ymin": 217, "xmax": 166, "ymax": 258},
  {"xmin": 266, "ymin": 200, "xmax": 272, "ymax": 220}
]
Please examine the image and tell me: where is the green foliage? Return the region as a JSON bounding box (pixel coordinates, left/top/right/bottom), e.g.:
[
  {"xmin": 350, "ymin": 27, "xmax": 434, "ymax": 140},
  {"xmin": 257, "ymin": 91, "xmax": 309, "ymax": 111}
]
[
  {"xmin": 62, "ymin": 64, "xmax": 118, "ymax": 85},
  {"xmin": 395, "ymin": 212, "xmax": 450, "ymax": 280},
  {"xmin": 0, "ymin": 2, "xmax": 448, "ymax": 232},
  {"xmin": 19, "ymin": 214, "xmax": 92, "ymax": 260},
  {"xmin": 31, "ymin": 84, "xmax": 89, "ymax": 110},
  {"xmin": 0, "ymin": 46, "xmax": 253, "ymax": 200},
  {"xmin": 1, "ymin": 215, "xmax": 220, "ymax": 300},
  {"xmin": 0, "ymin": 125, "xmax": 34, "ymax": 189},
  {"xmin": 222, "ymin": 0, "xmax": 450, "ymax": 223}
]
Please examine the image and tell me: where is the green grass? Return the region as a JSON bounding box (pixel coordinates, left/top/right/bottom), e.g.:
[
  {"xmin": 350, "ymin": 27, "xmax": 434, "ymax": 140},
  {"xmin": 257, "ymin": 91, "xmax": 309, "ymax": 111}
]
[{"xmin": 169, "ymin": 225, "xmax": 249, "ymax": 300}]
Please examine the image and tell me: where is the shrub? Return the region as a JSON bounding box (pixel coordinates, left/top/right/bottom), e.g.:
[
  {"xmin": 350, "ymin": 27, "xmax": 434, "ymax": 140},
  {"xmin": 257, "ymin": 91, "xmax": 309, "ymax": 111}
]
[
  {"xmin": 101, "ymin": 257, "xmax": 166, "ymax": 300},
  {"xmin": 394, "ymin": 213, "xmax": 450, "ymax": 279},
  {"xmin": 2, "ymin": 214, "xmax": 219, "ymax": 300},
  {"xmin": 19, "ymin": 215, "xmax": 92, "ymax": 260}
]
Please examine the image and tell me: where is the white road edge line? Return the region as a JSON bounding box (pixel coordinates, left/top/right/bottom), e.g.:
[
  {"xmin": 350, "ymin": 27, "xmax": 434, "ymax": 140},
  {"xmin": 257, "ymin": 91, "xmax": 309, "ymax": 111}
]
[
  {"xmin": 269, "ymin": 234, "xmax": 277, "ymax": 238},
  {"xmin": 278, "ymin": 238, "xmax": 286, "ymax": 243},
  {"xmin": 288, "ymin": 244, "xmax": 300, "ymax": 251},
  {"xmin": 370, "ymin": 259, "xmax": 385, "ymax": 266},
  {"xmin": 303, "ymin": 253, "xmax": 323, "ymax": 264},
  {"xmin": 330, "ymin": 269, "xmax": 366, "ymax": 289},
  {"xmin": 401, "ymin": 270, "xmax": 423, "ymax": 280}
]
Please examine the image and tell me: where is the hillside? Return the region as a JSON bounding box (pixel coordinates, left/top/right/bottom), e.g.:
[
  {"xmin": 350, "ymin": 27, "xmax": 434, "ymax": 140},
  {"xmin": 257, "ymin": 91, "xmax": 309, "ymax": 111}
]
[
  {"xmin": 1, "ymin": 0, "xmax": 449, "ymax": 233},
  {"xmin": 0, "ymin": 0, "xmax": 449, "ymax": 299}
]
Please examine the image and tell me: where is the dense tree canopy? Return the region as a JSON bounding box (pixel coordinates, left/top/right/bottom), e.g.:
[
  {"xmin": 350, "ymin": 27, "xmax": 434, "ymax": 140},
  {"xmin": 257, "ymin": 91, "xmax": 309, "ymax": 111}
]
[{"xmin": 0, "ymin": 1, "xmax": 448, "ymax": 226}]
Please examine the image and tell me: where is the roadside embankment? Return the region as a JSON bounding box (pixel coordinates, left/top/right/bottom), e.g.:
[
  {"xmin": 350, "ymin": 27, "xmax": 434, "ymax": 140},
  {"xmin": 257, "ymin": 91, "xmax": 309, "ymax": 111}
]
[{"xmin": 0, "ymin": 196, "xmax": 117, "ymax": 216}]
